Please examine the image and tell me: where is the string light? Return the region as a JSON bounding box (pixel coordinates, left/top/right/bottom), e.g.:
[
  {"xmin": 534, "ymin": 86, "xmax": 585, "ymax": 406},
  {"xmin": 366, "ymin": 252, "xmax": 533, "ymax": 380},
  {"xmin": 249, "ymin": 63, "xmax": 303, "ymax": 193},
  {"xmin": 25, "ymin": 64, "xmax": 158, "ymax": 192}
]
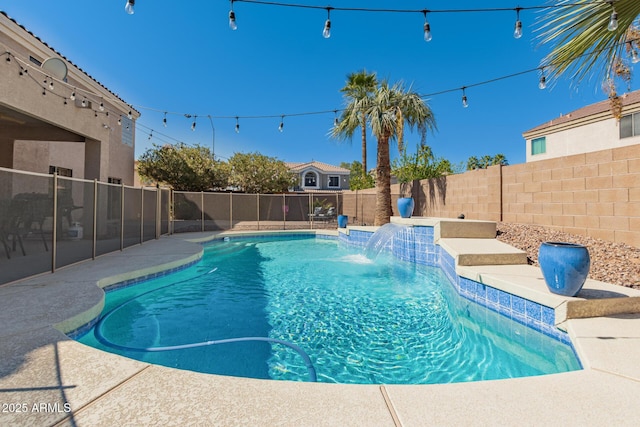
[
  {"xmin": 323, "ymin": 7, "xmax": 332, "ymax": 39},
  {"xmin": 128, "ymin": 109, "xmax": 133, "ymax": 119},
  {"xmin": 229, "ymin": 0, "xmax": 238, "ymax": 30},
  {"xmin": 148, "ymin": 131, "xmax": 153, "ymax": 140},
  {"xmin": 279, "ymin": 115, "xmax": 284, "ymax": 132},
  {"xmin": 538, "ymin": 73, "xmax": 547, "ymax": 90},
  {"xmin": 81, "ymin": 97, "xmax": 87, "ymax": 107},
  {"xmin": 607, "ymin": 1, "xmax": 618, "ymax": 32},
  {"xmin": 70, "ymin": 90, "xmax": 76, "ymax": 101},
  {"xmin": 235, "ymin": 116, "xmax": 240, "ymax": 133},
  {"xmin": 461, "ymin": 87, "xmax": 468, "ymax": 108},
  {"xmin": 118, "ymin": 117, "xmax": 122, "ymax": 126},
  {"xmin": 513, "ymin": 7, "xmax": 522, "ymax": 39},
  {"xmin": 163, "ymin": 112, "xmax": 167, "ymax": 127},
  {"xmin": 191, "ymin": 115, "xmax": 197, "ymax": 131},
  {"xmin": 423, "ymin": 10, "xmax": 432, "ymax": 42},
  {"xmin": 333, "ymin": 110, "xmax": 339, "ymax": 126},
  {"xmin": 125, "ymin": 0, "xmax": 135, "ymax": 15},
  {"xmin": 99, "ymin": 100, "xmax": 105, "ymax": 111}
]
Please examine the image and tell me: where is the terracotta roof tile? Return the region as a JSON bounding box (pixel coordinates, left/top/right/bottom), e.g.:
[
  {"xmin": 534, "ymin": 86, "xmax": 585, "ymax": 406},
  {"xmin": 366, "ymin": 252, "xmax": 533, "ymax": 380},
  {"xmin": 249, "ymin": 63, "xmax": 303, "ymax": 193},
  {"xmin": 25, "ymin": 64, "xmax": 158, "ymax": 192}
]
[
  {"xmin": 286, "ymin": 161, "xmax": 350, "ymax": 174},
  {"xmin": 524, "ymin": 90, "xmax": 640, "ymax": 134}
]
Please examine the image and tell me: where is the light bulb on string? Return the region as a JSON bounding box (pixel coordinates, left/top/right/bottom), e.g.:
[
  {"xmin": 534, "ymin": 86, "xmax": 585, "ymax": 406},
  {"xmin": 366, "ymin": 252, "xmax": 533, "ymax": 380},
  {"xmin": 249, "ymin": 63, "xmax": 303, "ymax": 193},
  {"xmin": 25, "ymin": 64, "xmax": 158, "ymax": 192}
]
[
  {"xmin": 607, "ymin": 2, "xmax": 618, "ymax": 31},
  {"xmin": 125, "ymin": 0, "xmax": 135, "ymax": 15},
  {"xmin": 148, "ymin": 131, "xmax": 153, "ymax": 140},
  {"xmin": 229, "ymin": 0, "xmax": 237, "ymax": 30},
  {"xmin": 128, "ymin": 109, "xmax": 133, "ymax": 119},
  {"xmin": 5, "ymin": 54, "xmax": 10, "ymax": 63},
  {"xmin": 118, "ymin": 117, "xmax": 122, "ymax": 126},
  {"xmin": 191, "ymin": 116, "xmax": 197, "ymax": 131},
  {"xmin": 48, "ymin": 78, "xmax": 54, "ymax": 91},
  {"xmin": 81, "ymin": 98, "xmax": 87, "ymax": 108},
  {"xmin": 70, "ymin": 90, "xmax": 76, "ymax": 101},
  {"xmin": 99, "ymin": 100, "xmax": 105, "ymax": 112},
  {"xmin": 163, "ymin": 112, "xmax": 168, "ymax": 127},
  {"xmin": 323, "ymin": 8, "xmax": 332, "ymax": 39},
  {"xmin": 538, "ymin": 74, "xmax": 547, "ymax": 90},
  {"xmin": 279, "ymin": 115, "xmax": 284, "ymax": 132},
  {"xmin": 629, "ymin": 42, "xmax": 640, "ymax": 64},
  {"xmin": 422, "ymin": 11, "xmax": 432, "ymax": 42},
  {"xmin": 235, "ymin": 117, "xmax": 240, "ymax": 133},
  {"xmin": 513, "ymin": 8, "xmax": 522, "ymax": 39},
  {"xmin": 461, "ymin": 87, "xmax": 469, "ymax": 108},
  {"xmin": 333, "ymin": 110, "xmax": 339, "ymax": 127}
]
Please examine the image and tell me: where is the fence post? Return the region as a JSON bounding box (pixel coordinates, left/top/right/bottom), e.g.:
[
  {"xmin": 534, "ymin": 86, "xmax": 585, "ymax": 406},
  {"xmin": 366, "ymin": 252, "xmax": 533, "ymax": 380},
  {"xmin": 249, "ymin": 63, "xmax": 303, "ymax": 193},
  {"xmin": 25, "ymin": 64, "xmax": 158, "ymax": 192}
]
[
  {"xmin": 140, "ymin": 187, "xmax": 144, "ymax": 244},
  {"xmin": 51, "ymin": 174, "xmax": 58, "ymax": 273},
  {"xmin": 282, "ymin": 193, "xmax": 286, "ymax": 230},
  {"xmin": 309, "ymin": 193, "xmax": 312, "ymax": 229},
  {"xmin": 93, "ymin": 179, "xmax": 98, "ymax": 259},
  {"xmin": 120, "ymin": 183, "xmax": 125, "ymax": 251},
  {"xmin": 229, "ymin": 192, "xmax": 233, "ymax": 230},
  {"xmin": 256, "ymin": 193, "xmax": 260, "ymax": 230},
  {"xmin": 156, "ymin": 185, "xmax": 161, "ymax": 239},
  {"xmin": 201, "ymin": 191, "xmax": 205, "ymax": 232}
]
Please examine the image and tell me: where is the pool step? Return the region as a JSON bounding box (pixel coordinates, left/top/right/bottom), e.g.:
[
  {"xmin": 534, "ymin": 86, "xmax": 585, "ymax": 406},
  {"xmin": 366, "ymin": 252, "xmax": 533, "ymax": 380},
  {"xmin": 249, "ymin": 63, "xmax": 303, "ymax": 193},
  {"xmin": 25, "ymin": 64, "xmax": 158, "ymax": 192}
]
[{"xmin": 438, "ymin": 238, "xmax": 528, "ymax": 266}]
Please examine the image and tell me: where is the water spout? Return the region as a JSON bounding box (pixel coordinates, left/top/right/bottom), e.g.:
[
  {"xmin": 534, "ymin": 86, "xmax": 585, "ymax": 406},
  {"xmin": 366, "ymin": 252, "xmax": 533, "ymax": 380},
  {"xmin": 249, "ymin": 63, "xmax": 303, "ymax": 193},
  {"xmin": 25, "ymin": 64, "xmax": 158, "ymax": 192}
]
[{"xmin": 364, "ymin": 223, "xmax": 410, "ymax": 259}]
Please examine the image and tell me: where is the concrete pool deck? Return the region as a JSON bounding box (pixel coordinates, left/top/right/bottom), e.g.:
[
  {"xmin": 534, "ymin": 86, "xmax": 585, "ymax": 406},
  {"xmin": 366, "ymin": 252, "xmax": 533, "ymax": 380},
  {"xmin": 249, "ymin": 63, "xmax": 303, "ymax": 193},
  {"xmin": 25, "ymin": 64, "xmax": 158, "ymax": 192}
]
[{"xmin": 1, "ymin": 226, "xmax": 640, "ymax": 426}]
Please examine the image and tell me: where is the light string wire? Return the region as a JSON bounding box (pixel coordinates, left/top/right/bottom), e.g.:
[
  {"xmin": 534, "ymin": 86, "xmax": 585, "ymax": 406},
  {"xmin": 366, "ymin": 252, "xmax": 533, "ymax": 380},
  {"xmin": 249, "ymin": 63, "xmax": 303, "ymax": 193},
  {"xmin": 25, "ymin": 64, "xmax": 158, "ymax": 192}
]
[
  {"xmin": 231, "ymin": 0, "xmax": 582, "ymax": 14},
  {"xmin": 2, "ymin": 34, "xmax": 639, "ymax": 142}
]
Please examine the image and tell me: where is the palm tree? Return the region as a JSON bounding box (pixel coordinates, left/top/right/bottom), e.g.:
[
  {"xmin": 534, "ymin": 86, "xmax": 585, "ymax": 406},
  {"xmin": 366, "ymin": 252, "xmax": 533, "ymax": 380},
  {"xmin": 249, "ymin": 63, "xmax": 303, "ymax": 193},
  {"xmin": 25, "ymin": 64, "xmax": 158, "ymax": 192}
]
[
  {"xmin": 365, "ymin": 81, "xmax": 436, "ymax": 226},
  {"xmin": 333, "ymin": 70, "xmax": 377, "ymax": 175},
  {"xmin": 538, "ymin": 0, "xmax": 640, "ymax": 90}
]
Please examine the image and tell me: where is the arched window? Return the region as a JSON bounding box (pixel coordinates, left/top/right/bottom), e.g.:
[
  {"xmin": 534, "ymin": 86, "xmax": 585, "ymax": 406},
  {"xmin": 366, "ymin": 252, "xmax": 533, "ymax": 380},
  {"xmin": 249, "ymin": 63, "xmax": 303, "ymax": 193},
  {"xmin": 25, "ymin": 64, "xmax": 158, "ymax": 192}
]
[{"xmin": 304, "ymin": 171, "xmax": 317, "ymax": 187}]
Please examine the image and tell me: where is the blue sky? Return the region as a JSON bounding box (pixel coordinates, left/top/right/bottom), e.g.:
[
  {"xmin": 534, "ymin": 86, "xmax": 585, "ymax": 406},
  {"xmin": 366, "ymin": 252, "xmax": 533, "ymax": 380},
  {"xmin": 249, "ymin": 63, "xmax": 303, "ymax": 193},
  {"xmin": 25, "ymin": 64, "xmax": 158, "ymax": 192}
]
[{"xmin": 4, "ymin": 1, "xmax": 638, "ymax": 168}]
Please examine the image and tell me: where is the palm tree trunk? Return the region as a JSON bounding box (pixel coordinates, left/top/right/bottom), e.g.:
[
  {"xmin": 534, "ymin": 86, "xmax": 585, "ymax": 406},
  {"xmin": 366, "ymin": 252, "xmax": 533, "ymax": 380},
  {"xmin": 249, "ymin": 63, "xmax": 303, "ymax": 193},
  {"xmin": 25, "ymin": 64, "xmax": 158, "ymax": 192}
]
[
  {"xmin": 375, "ymin": 134, "xmax": 392, "ymax": 226},
  {"xmin": 361, "ymin": 111, "xmax": 367, "ymax": 175}
]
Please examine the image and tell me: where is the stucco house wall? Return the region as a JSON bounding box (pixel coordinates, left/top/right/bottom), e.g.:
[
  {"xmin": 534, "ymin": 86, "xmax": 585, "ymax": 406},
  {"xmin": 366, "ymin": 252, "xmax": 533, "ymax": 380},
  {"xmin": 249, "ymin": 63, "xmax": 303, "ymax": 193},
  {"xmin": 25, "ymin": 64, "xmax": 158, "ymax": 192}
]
[
  {"xmin": 524, "ymin": 91, "xmax": 640, "ymax": 163},
  {"xmin": 0, "ymin": 12, "xmax": 137, "ymax": 187}
]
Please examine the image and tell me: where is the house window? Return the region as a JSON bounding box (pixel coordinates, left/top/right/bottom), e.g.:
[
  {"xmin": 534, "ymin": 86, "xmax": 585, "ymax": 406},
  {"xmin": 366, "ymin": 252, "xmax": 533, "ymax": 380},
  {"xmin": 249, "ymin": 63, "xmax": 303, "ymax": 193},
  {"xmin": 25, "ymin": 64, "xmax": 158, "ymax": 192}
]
[
  {"xmin": 620, "ymin": 113, "xmax": 640, "ymax": 138},
  {"xmin": 304, "ymin": 172, "xmax": 317, "ymax": 187},
  {"xmin": 49, "ymin": 166, "xmax": 72, "ymax": 177},
  {"xmin": 108, "ymin": 177, "xmax": 122, "ymax": 184},
  {"xmin": 328, "ymin": 176, "xmax": 340, "ymax": 187},
  {"xmin": 531, "ymin": 137, "xmax": 546, "ymax": 155}
]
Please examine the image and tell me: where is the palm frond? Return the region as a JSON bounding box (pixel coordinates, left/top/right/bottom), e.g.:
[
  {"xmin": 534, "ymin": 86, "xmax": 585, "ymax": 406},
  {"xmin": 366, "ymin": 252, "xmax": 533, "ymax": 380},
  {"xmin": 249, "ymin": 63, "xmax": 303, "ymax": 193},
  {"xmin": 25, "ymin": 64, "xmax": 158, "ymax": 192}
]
[{"xmin": 538, "ymin": 0, "xmax": 640, "ymax": 86}]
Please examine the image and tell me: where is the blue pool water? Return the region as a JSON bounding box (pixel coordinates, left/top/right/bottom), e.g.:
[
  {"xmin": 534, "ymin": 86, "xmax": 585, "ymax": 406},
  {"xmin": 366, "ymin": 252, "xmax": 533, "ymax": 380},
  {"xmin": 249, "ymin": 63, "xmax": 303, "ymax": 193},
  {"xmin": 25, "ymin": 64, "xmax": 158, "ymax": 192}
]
[{"xmin": 78, "ymin": 236, "xmax": 581, "ymax": 384}]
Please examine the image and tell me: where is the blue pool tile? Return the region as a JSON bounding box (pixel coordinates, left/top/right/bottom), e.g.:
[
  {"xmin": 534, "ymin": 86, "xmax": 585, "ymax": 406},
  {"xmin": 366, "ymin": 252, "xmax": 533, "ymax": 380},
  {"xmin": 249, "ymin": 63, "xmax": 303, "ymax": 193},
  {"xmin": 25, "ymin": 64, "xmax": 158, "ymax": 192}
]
[
  {"xmin": 486, "ymin": 286, "xmax": 499, "ymax": 305},
  {"xmin": 542, "ymin": 306, "xmax": 555, "ymax": 326},
  {"xmin": 525, "ymin": 300, "xmax": 542, "ymax": 322},
  {"xmin": 498, "ymin": 290, "xmax": 511, "ymax": 309},
  {"xmin": 511, "ymin": 295, "xmax": 526, "ymax": 315}
]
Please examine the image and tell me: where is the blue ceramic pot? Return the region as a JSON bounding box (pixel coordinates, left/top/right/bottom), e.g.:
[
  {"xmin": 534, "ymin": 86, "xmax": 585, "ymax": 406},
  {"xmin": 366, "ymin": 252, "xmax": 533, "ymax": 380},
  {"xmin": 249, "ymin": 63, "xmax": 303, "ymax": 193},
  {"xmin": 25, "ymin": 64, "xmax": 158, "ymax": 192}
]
[
  {"xmin": 538, "ymin": 242, "xmax": 590, "ymax": 297},
  {"xmin": 397, "ymin": 197, "xmax": 415, "ymax": 218},
  {"xmin": 337, "ymin": 215, "xmax": 348, "ymax": 228}
]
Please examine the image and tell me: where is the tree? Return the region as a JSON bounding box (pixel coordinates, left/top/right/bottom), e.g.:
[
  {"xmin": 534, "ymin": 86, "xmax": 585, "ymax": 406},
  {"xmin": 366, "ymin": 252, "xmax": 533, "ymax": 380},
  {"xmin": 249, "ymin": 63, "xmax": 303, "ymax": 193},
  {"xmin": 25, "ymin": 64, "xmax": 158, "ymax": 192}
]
[
  {"xmin": 336, "ymin": 80, "xmax": 436, "ymax": 226},
  {"xmin": 340, "ymin": 161, "xmax": 375, "ymax": 190},
  {"xmin": 391, "ymin": 144, "xmax": 452, "ymax": 183},
  {"xmin": 333, "ymin": 70, "xmax": 378, "ymax": 176},
  {"xmin": 228, "ymin": 152, "xmax": 297, "ymax": 193},
  {"xmin": 466, "ymin": 154, "xmax": 509, "ymax": 170},
  {"xmin": 137, "ymin": 143, "xmax": 228, "ymax": 191},
  {"xmin": 538, "ymin": 0, "xmax": 640, "ymax": 115}
]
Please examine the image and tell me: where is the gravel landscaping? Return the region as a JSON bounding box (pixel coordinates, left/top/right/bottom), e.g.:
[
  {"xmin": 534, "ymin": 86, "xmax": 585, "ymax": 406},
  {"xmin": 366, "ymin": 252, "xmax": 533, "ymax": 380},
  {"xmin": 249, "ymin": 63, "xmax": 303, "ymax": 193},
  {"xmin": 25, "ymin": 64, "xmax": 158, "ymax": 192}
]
[{"xmin": 496, "ymin": 222, "xmax": 640, "ymax": 290}]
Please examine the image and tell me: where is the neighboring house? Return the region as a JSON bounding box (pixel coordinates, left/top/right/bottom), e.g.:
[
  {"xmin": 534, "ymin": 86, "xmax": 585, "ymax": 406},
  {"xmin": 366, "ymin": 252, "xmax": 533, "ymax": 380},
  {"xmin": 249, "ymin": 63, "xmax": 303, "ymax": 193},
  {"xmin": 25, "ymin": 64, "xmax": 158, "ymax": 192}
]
[
  {"xmin": 0, "ymin": 11, "xmax": 138, "ymax": 185},
  {"xmin": 287, "ymin": 161, "xmax": 350, "ymax": 192},
  {"xmin": 523, "ymin": 90, "xmax": 640, "ymax": 162}
]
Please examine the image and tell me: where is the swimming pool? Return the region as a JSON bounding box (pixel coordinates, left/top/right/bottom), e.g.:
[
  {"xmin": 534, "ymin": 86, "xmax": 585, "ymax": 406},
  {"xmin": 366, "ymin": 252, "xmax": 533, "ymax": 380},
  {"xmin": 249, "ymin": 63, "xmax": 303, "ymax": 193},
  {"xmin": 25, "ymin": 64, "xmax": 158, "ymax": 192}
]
[{"xmin": 78, "ymin": 235, "xmax": 581, "ymax": 384}]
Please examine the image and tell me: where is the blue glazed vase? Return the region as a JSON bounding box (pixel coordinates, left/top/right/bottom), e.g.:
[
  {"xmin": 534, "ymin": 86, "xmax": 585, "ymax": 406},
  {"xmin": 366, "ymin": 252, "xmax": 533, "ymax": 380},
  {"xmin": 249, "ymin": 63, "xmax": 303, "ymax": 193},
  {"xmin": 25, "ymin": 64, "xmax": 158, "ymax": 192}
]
[
  {"xmin": 397, "ymin": 197, "xmax": 415, "ymax": 218},
  {"xmin": 538, "ymin": 242, "xmax": 590, "ymax": 297},
  {"xmin": 337, "ymin": 215, "xmax": 348, "ymax": 228}
]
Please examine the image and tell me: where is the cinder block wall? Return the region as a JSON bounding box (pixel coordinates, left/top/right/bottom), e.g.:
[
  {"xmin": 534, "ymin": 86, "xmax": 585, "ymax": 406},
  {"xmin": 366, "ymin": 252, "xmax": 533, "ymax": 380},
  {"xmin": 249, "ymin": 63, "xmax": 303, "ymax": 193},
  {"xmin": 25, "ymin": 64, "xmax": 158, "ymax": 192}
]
[{"xmin": 342, "ymin": 144, "xmax": 640, "ymax": 247}]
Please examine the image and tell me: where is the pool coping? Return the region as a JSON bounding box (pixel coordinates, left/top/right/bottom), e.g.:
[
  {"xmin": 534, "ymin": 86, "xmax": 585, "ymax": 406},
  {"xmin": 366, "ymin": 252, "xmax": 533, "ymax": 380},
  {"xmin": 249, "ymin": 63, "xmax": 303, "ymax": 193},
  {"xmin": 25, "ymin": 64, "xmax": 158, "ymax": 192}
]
[{"xmin": 1, "ymin": 227, "xmax": 640, "ymax": 425}]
